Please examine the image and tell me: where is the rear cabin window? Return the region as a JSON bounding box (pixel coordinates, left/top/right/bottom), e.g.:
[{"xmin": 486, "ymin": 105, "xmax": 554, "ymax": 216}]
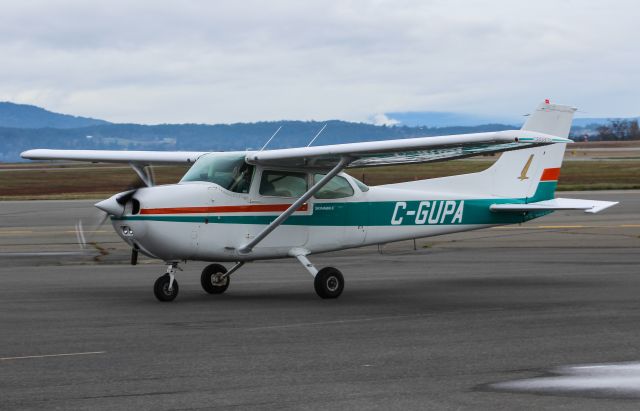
[
  {"xmin": 259, "ymin": 170, "xmax": 308, "ymax": 197},
  {"xmin": 180, "ymin": 154, "xmax": 254, "ymax": 194},
  {"xmin": 313, "ymin": 174, "xmax": 354, "ymax": 199},
  {"xmin": 353, "ymin": 178, "xmax": 370, "ymax": 192}
]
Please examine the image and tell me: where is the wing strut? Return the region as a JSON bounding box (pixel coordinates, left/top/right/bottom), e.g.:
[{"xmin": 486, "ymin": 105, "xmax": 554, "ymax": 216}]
[{"xmin": 239, "ymin": 156, "xmax": 352, "ymax": 254}]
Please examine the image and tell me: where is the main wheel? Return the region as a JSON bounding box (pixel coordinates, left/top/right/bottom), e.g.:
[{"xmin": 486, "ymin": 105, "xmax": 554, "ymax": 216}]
[
  {"xmin": 201, "ymin": 263, "xmax": 230, "ymax": 294},
  {"xmin": 314, "ymin": 267, "xmax": 344, "ymax": 299},
  {"xmin": 154, "ymin": 274, "xmax": 179, "ymax": 302}
]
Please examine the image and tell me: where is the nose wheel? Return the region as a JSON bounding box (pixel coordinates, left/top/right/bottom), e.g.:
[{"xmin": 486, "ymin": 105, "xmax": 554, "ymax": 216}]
[
  {"xmin": 154, "ymin": 274, "xmax": 179, "ymax": 302},
  {"xmin": 154, "ymin": 262, "xmax": 179, "ymax": 302}
]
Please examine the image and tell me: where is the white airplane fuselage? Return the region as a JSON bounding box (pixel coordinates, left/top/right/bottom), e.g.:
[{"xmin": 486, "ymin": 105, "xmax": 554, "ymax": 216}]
[{"xmin": 111, "ymin": 169, "xmax": 543, "ymax": 263}]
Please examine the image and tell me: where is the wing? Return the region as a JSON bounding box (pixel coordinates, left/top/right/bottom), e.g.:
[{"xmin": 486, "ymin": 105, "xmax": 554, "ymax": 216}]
[
  {"xmin": 20, "ymin": 149, "xmax": 207, "ymax": 164},
  {"xmin": 22, "ymin": 130, "xmax": 570, "ymax": 168},
  {"xmin": 246, "ymin": 130, "xmax": 571, "ymax": 169}
]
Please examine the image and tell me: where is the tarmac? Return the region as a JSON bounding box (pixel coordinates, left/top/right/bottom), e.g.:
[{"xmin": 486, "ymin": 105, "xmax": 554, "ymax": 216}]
[{"xmin": 0, "ymin": 191, "xmax": 639, "ymax": 410}]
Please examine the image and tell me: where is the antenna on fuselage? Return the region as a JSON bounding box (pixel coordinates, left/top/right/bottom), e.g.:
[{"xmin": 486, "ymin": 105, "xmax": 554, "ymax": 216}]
[
  {"xmin": 260, "ymin": 126, "xmax": 283, "ymax": 151},
  {"xmin": 307, "ymin": 123, "xmax": 327, "ymax": 147}
]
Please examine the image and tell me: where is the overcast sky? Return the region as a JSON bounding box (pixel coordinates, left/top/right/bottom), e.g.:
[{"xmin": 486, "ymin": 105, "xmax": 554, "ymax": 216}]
[{"xmin": 0, "ymin": 0, "xmax": 638, "ymax": 124}]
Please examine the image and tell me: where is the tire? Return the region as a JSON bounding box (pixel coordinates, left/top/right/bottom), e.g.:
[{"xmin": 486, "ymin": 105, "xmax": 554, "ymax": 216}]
[
  {"xmin": 201, "ymin": 264, "xmax": 230, "ymax": 294},
  {"xmin": 314, "ymin": 267, "xmax": 344, "ymax": 299},
  {"xmin": 154, "ymin": 274, "xmax": 179, "ymax": 302}
]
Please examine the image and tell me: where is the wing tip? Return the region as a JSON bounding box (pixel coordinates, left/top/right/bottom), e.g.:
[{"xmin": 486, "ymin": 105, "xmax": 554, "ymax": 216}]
[
  {"xmin": 20, "ymin": 149, "xmax": 42, "ymax": 159},
  {"xmin": 584, "ymin": 201, "xmax": 619, "ymax": 214}
]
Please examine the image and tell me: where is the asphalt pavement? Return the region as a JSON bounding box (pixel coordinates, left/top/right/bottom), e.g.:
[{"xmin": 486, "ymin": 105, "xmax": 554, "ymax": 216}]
[{"xmin": 0, "ymin": 191, "xmax": 639, "ymax": 410}]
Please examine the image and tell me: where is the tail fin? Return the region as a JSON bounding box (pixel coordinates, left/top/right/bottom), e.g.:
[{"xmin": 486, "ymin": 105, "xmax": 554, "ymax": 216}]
[
  {"xmin": 483, "ymin": 100, "xmax": 576, "ymax": 201},
  {"xmin": 521, "ymin": 100, "xmax": 576, "ymax": 138},
  {"xmin": 389, "ymin": 101, "xmax": 576, "ymax": 202},
  {"xmin": 489, "ymin": 102, "xmax": 617, "ymax": 213}
]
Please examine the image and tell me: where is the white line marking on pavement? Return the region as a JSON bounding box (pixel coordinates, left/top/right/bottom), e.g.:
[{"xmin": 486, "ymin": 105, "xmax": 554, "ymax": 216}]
[{"xmin": 0, "ymin": 351, "xmax": 106, "ymax": 361}]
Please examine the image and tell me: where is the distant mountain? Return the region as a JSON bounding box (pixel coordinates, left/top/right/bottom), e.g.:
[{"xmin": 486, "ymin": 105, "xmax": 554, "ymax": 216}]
[
  {"xmin": 0, "ymin": 102, "xmax": 522, "ymax": 163},
  {"xmin": 0, "ymin": 102, "xmax": 110, "ymax": 129},
  {"xmin": 0, "ymin": 120, "xmax": 513, "ymax": 163}
]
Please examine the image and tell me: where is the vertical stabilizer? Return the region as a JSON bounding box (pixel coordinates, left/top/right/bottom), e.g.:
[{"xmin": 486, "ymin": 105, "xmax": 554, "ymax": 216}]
[
  {"xmin": 485, "ymin": 100, "xmax": 575, "ymax": 200},
  {"xmin": 521, "ymin": 100, "xmax": 576, "ymax": 138}
]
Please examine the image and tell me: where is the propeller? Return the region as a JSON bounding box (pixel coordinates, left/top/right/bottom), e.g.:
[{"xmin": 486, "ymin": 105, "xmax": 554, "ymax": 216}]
[
  {"xmin": 75, "ymin": 164, "xmax": 155, "ymax": 256},
  {"xmin": 74, "ymin": 212, "xmax": 111, "ymax": 250}
]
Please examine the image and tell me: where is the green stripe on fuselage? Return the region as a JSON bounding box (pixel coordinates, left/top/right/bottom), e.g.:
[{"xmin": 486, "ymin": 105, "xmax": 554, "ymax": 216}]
[
  {"xmin": 115, "ymin": 181, "xmax": 557, "ymax": 227},
  {"xmin": 529, "ymin": 181, "xmax": 557, "ymax": 202}
]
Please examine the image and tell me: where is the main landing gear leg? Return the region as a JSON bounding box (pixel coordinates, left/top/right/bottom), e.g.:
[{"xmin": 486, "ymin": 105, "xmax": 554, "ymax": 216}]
[
  {"xmin": 154, "ymin": 262, "xmax": 180, "ymax": 302},
  {"xmin": 293, "ymin": 251, "xmax": 344, "ymax": 299}
]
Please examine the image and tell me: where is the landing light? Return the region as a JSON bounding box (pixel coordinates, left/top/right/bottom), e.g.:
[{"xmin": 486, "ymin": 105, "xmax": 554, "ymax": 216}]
[{"xmin": 121, "ymin": 226, "xmax": 134, "ymax": 236}]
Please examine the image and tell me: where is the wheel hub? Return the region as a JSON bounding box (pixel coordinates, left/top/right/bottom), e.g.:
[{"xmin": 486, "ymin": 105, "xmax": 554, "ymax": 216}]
[
  {"xmin": 326, "ymin": 276, "xmax": 339, "ymax": 292},
  {"xmin": 211, "ymin": 273, "xmax": 228, "ymax": 287}
]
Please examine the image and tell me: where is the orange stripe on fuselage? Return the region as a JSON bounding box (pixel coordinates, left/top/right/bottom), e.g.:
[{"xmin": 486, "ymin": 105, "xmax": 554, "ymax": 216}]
[
  {"xmin": 540, "ymin": 168, "xmax": 561, "ymax": 181},
  {"xmin": 140, "ymin": 203, "xmax": 308, "ymax": 215}
]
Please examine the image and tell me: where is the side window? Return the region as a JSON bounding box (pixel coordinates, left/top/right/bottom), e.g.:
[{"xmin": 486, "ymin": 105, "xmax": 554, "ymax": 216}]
[
  {"xmin": 260, "ymin": 170, "xmax": 308, "ymax": 197},
  {"xmin": 353, "ymin": 178, "xmax": 369, "ymax": 192},
  {"xmin": 314, "ymin": 174, "xmax": 354, "ymax": 199},
  {"xmin": 227, "ymin": 163, "xmax": 254, "ymax": 194}
]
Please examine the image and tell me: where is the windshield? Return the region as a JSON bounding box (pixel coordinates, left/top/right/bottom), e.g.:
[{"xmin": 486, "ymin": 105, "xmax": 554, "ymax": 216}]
[{"xmin": 180, "ymin": 154, "xmax": 254, "ymax": 194}]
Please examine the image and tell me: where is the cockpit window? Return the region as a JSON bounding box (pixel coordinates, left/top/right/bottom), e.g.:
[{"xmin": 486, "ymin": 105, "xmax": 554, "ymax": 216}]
[
  {"xmin": 259, "ymin": 170, "xmax": 308, "ymax": 197},
  {"xmin": 313, "ymin": 174, "xmax": 354, "ymax": 199},
  {"xmin": 180, "ymin": 154, "xmax": 254, "ymax": 193}
]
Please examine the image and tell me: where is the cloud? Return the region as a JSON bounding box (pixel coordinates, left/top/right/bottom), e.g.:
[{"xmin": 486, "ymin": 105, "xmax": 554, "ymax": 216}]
[
  {"xmin": 0, "ymin": 0, "xmax": 638, "ymax": 123},
  {"xmin": 370, "ymin": 113, "xmax": 400, "ymax": 126}
]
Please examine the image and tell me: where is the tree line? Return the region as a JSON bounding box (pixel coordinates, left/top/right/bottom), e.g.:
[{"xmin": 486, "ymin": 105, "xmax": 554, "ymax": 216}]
[{"xmin": 594, "ymin": 119, "xmax": 640, "ymax": 140}]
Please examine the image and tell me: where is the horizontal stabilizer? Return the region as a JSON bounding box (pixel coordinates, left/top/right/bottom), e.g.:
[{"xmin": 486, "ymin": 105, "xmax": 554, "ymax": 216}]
[{"xmin": 490, "ymin": 198, "xmax": 618, "ymax": 214}]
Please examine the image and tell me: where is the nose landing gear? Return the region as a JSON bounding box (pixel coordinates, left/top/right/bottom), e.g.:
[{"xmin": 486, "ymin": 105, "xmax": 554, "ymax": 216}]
[{"xmin": 154, "ymin": 262, "xmax": 179, "ymax": 302}]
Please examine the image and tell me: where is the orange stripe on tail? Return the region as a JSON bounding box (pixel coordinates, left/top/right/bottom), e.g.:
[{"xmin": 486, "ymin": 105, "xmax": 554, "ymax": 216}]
[{"xmin": 540, "ymin": 168, "xmax": 561, "ymax": 181}]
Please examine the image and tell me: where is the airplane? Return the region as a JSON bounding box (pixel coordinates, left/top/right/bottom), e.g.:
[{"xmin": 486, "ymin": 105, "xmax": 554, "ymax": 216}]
[{"xmin": 21, "ymin": 100, "xmax": 617, "ymax": 302}]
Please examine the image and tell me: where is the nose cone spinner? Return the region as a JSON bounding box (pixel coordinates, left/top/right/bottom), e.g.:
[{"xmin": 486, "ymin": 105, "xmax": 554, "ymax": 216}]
[{"xmin": 95, "ymin": 193, "xmax": 126, "ymax": 216}]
